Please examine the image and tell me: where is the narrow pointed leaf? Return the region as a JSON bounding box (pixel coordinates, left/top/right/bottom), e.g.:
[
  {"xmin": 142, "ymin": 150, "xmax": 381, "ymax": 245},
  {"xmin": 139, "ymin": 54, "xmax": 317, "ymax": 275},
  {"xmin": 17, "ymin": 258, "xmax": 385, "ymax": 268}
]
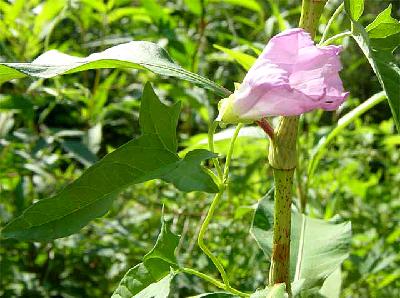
[
  {"xmin": 2, "ymin": 83, "xmax": 218, "ymax": 241},
  {"xmin": 0, "ymin": 41, "xmax": 230, "ymax": 97},
  {"xmin": 213, "ymin": 44, "xmax": 256, "ymax": 71}
]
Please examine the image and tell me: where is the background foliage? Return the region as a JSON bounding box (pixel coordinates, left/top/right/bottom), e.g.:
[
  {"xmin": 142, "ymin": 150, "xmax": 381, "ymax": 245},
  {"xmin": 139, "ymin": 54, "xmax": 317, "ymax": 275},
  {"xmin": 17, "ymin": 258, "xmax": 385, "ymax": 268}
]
[{"xmin": 0, "ymin": 0, "xmax": 399, "ymax": 297}]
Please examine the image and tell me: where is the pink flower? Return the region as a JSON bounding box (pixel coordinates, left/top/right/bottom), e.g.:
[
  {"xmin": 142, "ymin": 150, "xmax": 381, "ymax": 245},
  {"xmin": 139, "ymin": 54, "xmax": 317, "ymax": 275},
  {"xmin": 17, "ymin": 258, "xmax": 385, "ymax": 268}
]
[{"xmin": 218, "ymin": 28, "xmax": 349, "ymax": 123}]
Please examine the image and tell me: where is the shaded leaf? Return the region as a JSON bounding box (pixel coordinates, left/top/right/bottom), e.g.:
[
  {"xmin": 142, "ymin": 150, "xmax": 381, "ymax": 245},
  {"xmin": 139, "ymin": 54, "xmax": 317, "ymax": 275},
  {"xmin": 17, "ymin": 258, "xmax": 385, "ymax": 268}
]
[
  {"xmin": 2, "ymin": 83, "xmax": 218, "ymax": 241},
  {"xmin": 0, "ymin": 95, "xmax": 34, "ymax": 119},
  {"xmin": 112, "ymin": 219, "xmax": 179, "ymax": 298},
  {"xmin": 0, "ymin": 41, "xmax": 230, "ymax": 97},
  {"xmin": 142, "ymin": 218, "xmax": 180, "ymax": 279},
  {"xmin": 250, "ymin": 284, "xmax": 287, "ymax": 298},
  {"xmin": 60, "ymin": 140, "xmax": 98, "ymax": 167}
]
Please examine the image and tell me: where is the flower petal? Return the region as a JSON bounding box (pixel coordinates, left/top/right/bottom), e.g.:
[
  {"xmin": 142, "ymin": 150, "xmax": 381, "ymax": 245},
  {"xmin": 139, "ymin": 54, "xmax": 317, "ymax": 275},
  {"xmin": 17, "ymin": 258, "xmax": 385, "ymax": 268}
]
[{"xmin": 217, "ymin": 28, "xmax": 349, "ymax": 123}]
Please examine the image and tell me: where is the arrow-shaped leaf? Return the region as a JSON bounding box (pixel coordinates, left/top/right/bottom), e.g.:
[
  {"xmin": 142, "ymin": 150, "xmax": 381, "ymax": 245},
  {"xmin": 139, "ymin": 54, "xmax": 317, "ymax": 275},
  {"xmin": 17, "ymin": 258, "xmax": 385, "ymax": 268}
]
[{"xmin": 2, "ymin": 83, "xmax": 218, "ymax": 241}]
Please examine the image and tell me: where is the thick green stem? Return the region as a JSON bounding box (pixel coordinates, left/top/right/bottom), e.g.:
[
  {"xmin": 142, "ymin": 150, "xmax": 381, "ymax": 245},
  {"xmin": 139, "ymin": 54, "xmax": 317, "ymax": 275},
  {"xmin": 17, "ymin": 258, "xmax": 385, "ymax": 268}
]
[
  {"xmin": 268, "ymin": 0, "xmax": 327, "ymax": 293},
  {"xmin": 299, "ymin": 0, "xmax": 327, "ymax": 38},
  {"xmin": 268, "ymin": 117, "xmax": 298, "ymax": 293},
  {"xmin": 268, "ymin": 116, "xmax": 299, "ymax": 171},
  {"xmin": 269, "ymin": 169, "xmax": 294, "ymax": 291}
]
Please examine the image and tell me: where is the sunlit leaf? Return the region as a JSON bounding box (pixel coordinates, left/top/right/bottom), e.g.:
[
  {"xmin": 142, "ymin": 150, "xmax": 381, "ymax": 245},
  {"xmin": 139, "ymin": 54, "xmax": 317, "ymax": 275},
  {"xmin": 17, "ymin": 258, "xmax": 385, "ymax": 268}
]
[
  {"xmin": 344, "ymin": 0, "xmax": 364, "ymax": 21},
  {"xmin": 250, "ymin": 189, "xmax": 351, "ymax": 292},
  {"xmin": 0, "ymin": 41, "xmax": 230, "ymax": 97},
  {"xmin": 346, "ymin": 5, "xmax": 400, "ymax": 131},
  {"xmin": 208, "ymin": 0, "xmax": 263, "ymax": 14},
  {"xmin": 213, "ymin": 45, "xmax": 256, "ymax": 71},
  {"xmin": 366, "ymin": 4, "xmax": 400, "ymax": 51}
]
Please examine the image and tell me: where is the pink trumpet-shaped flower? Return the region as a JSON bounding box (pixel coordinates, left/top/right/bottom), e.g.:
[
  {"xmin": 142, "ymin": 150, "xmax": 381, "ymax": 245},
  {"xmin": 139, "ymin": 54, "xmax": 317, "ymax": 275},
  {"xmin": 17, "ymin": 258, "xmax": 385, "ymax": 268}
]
[{"xmin": 218, "ymin": 28, "xmax": 349, "ymax": 123}]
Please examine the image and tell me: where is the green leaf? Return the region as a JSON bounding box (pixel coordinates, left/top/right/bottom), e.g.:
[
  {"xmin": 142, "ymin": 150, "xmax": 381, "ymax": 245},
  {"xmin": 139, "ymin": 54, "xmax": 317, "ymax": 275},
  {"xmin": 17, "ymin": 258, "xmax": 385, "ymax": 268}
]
[
  {"xmin": 208, "ymin": 0, "xmax": 263, "ymax": 14},
  {"xmin": 2, "ymin": 83, "xmax": 218, "ymax": 241},
  {"xmin": 0, "ymin": 95, "xmax": 34, "ymax": 119},
  {"xmin": 250, "ymin": 284, "xmax": 286, "ymax": 298},
  {"xmin": 142, "ymin": 217, "xmax": 180, "ymax": 279},
  {"xmin": 160, "ymin": 150, "xmax": 220, "ymax": 192},
  {"xmin": 366, "ymin": 5, "xmax": 400, "ymax": 39},
  {"xmin": 344, "ymin": 0, "xmax": 364, "ymax": 21},
  {"xmin": 190, "ymin": 293, "xmax": 237, "ymax": 298},
  {"xmin": 319, "ymin": 267, "xmax": 342, "ymax": 298},
  {"xmin": 184, "ymin": 0, "xmax": 202, "ymax": 16},
  {"xmin": 347, "ymin": 10, "xmax": 400, "ymax": 131},
  {"xmin": 266, "ymin": 284, "xmax": 286, "ymax": 298},
  {"xmin": 60, "ymin": 139, "xmax": 99, "ymax": 167},
  {"xmin": 112, "ymin": 219, "xmax": 179, "ymax": 298},
  {"xmin": 250, "ymin": 189, "xmax": 351, "ymax": 292},
  {"xmin": 366, "ymin": 5, "xmax": 400, "ymax": 51},
  {"xmin": 0, "ymin": 41, "xmax": 230, "ymax": 97},
  {"xmin": 213, "ymin": 45, "xmax": 256, "ymax": 71},
  {"xmin": 140, "ymin": 0, "xmax": 169, "ymax": 24}
]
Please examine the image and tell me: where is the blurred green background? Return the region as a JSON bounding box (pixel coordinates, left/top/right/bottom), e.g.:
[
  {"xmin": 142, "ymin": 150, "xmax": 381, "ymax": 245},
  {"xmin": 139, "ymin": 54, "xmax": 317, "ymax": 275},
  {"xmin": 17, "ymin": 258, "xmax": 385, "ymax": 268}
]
[{"xmin": 0, "ymin": 0, "xmax": 399, "ymax": 297}]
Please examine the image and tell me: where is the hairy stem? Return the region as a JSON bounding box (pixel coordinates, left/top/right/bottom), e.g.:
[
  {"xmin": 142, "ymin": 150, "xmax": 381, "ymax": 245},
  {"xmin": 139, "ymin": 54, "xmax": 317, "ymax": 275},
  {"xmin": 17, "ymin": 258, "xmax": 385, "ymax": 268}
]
[
  {"xmin": 268, "ymin": 0, "xmax": 327, "ymax": 293},
  {"xmin": 268, "ymin": 117, "xmax": 298, "ymax": 294},
  {"xmin": 269, "ymin": 169, "xmax": 294, "ymax": 292}
]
